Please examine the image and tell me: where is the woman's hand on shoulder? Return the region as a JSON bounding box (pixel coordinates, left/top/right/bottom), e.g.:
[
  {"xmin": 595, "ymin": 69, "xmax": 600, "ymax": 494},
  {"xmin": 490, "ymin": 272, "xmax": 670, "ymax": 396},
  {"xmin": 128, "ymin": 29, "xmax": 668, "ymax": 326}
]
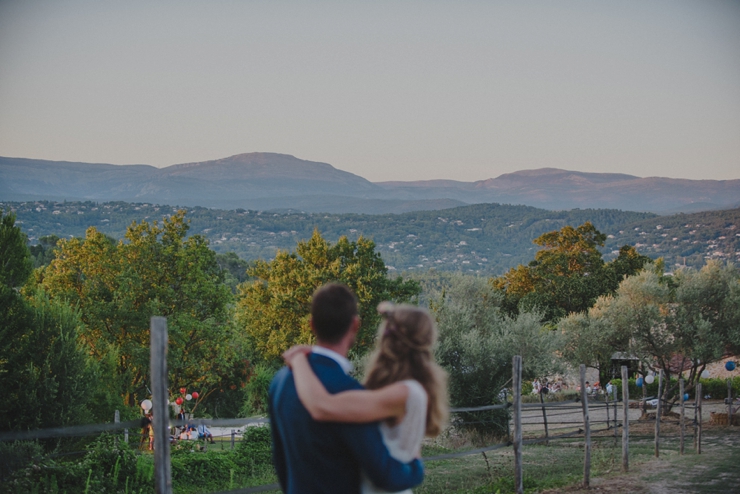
[{"xmin": 282, "ymin": 345, "xmax": 312, "ymax": 368}]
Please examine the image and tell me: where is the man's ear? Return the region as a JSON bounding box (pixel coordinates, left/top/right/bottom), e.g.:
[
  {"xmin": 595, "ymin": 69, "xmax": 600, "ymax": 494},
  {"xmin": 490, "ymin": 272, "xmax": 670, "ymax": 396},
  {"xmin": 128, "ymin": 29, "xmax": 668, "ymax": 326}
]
[{"xmin": 350, "ymin": 315, "xmax": 361, "ymax": 335}]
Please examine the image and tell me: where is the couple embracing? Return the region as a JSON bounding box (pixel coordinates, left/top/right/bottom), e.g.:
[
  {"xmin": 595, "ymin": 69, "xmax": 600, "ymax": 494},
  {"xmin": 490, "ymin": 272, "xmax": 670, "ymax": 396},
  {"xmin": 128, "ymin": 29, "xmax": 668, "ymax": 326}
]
[{"xmin": 269, "ymin": 283, "xmax": 448, "ymax": 493}]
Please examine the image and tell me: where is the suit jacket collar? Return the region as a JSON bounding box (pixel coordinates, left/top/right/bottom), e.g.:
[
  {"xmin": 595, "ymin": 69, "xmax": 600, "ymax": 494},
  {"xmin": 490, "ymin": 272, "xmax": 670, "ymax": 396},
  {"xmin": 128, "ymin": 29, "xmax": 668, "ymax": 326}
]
[{"xmin": 312, "ymin": 346, "xmax": 353, "ymax": 374}]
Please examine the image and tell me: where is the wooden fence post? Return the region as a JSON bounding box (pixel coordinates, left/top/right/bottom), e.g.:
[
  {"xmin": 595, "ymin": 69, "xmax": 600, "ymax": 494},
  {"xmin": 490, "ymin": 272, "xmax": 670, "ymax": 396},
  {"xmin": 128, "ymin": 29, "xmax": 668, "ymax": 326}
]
[
  {"xmin": 539, "ymin": 390, "xmax": 549, "ymax": 446},
  {"xmin": 151, "ymin": 316, "xmax": 173, "ymax": 494},
  {"xmin": 613, "ymin": 385, "xmax": 618, "ymax": 441},
  {"xmin": 679, "ymin": 378, "xmax": 685, "ymax": 454},
  {"xmin": 580, "ymin": 365, "xmax": 591, "ymax": 488},
  {"xmin": 621, "ymin": 366, "xmax": 629, "ymax": 472},
  {"xmin": 114, "ymin": 410, "xmax": 120, "ymax": 447},
  {"xmin": 729, "ymin": 379, "xmax": 734, "ymax": 427},
  {"xmin": 696, "ymin": 382, "xmax": 702, "ymax": 454},
  {"xmin": 513, "ymin": 355, "xmax": 523, "ymax": 494},
  {"xmin": 231, "ymin": 430, "xmax": 236, "ymax": 450},
  {"xmin": 654, "ymin": 370, "xmax": 663, "ymax": 458}
]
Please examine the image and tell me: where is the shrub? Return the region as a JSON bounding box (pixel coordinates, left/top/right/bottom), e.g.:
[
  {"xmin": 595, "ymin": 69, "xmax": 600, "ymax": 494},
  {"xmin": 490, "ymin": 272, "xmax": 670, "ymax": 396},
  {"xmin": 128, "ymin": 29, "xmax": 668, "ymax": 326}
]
[
  {"xmin": 609, "ymin": 377, "xmax": 740, "ymax": 402},
  {"xmin": 235, "ymin": 425, "xmax": 273, "ymax": 469},
  {"xmin": 171, "ymin": 450, "xmax": 240, "ymax": 489}
]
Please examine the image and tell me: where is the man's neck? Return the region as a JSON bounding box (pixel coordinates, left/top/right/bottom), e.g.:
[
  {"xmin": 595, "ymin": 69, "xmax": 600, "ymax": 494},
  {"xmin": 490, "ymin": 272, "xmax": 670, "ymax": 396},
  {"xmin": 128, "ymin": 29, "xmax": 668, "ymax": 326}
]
[{"xmin": 315, "ymin": 340, "xmax": 349, "ymax": 358}]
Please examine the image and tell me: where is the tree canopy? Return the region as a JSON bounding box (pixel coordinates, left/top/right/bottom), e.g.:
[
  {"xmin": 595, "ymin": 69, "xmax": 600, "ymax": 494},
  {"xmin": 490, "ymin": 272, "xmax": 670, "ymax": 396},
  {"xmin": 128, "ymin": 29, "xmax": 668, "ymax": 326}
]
[
  {"xmin": 36, "ymin": 211, "xmax": 236, "ymax": 406},
  {"xmin": 0, "ymin": 210, "xmax": 93, "ymax": 430},
  {"xmin": 560, "ymin": 261, "xmax": 740, "ymax": 410},
  {"xmin": 235, "ymin": 229, "xmax": 420, "ymax": 363},
  {"xmin": 492, "ymin": 222, "xmax": 650, "ymax": 322}
]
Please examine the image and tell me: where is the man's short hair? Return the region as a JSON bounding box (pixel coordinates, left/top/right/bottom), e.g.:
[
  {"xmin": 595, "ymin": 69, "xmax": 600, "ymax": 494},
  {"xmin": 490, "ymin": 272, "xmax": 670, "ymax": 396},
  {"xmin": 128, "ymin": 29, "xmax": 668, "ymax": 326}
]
[{"xmin": 311, "ymin": 283, "xmax": 358, "ymax": 344}]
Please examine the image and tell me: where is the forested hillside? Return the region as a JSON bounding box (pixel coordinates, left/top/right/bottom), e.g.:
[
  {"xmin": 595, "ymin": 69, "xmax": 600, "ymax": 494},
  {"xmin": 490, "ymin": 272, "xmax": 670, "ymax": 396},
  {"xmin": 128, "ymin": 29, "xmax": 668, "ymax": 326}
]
[{"xmin": 5, "ymin": 200, "xmax": 739, "ymax": 275}]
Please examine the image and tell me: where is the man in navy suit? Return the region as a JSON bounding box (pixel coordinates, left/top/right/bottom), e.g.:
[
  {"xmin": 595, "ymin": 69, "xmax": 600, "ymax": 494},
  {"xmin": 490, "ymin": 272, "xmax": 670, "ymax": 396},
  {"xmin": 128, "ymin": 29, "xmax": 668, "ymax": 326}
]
[{"xmin": 269, "ymin": 283, "xmax": 424, "ymax": 493}]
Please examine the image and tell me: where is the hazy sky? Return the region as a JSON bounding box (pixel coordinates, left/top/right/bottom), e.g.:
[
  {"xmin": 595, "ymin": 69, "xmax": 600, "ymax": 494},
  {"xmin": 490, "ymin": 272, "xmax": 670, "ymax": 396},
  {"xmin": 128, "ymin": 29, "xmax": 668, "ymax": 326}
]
[{"xmin": 1, "ymin": 1, "xmax": 738, "ymax": 182}]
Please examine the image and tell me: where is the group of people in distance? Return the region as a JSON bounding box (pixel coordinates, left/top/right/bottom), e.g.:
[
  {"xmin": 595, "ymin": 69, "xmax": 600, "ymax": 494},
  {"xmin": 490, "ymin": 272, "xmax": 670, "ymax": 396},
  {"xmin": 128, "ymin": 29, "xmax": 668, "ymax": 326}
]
[
  {"xmin": 140, "ymin": 409, "xmax": 214, "ymax": 451},
  {"xmin": 271, "ymin": 283, "xmax": 449, "ymax": 494},
  {"xmin": 532, "ymin": 379, "xmax": 565, "ymax": 394}
]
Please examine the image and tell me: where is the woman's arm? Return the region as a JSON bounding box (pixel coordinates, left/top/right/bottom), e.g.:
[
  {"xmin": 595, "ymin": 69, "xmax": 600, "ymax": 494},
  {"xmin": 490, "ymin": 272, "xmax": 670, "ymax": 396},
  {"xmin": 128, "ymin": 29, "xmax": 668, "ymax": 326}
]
[{"xmin": 288, "ymin": 351, "xmax": 408, "ymax": 423}]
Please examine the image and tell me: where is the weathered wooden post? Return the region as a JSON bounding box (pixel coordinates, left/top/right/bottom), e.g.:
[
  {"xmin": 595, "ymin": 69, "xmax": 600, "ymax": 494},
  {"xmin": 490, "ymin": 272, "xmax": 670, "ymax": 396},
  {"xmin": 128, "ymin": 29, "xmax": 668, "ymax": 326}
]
[
  {"xmin": 114, "ymin": 410, "xmax": 120, "ymax": 447},
  {"xmin": 621, "ymin": 366, "xmax": 629, "ymax": 472},
  {"xmin": 231, "ymin": 430, "xmax": 236, "ymax": 450},
  {"xmin": 580, "ymin": 365, "xmax": 591, "ymax": 488},
  {"xmin": 679, "ymin": 378, "xmax": 685, "ymax": 454},
  {"xmin": 151, "ymin": 316, "xmax": 173, "ymax": 494},
  {"xmin": 654, "ymin": 370, "xmax": 663, "ymax": 458},
  {"xmin": 728, "ymin": 379, "xmax": 734, "ymax": 427},
  {"xmin": 613, "ymin": 385, "xmax": 618, "ymax": 441},
  {"xmin": 539, "ymin": 390, "xmax": 549, "ymax": 446},
  {"xmin": 696, "ymin": 382, "xmax": 702, "ymax": 454},
  {"xmin": 513, "ymin": 355, "xmax": 523, "ymax": 494}
]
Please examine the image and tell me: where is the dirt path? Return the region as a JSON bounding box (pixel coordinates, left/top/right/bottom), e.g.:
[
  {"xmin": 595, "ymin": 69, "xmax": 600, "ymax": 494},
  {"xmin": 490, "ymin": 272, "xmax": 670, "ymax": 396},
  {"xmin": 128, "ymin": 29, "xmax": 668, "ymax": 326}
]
[{"xmin": 541, "ymin": 425, "xmax": 740, "ymax": 494}]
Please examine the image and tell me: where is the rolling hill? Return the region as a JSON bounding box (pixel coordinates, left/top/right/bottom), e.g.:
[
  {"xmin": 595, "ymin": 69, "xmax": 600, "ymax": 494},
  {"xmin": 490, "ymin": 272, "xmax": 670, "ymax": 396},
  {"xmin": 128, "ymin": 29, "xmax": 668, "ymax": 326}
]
[{"xmin": 2, "ymin": 153, "xmax": 738, "ymax": 214}]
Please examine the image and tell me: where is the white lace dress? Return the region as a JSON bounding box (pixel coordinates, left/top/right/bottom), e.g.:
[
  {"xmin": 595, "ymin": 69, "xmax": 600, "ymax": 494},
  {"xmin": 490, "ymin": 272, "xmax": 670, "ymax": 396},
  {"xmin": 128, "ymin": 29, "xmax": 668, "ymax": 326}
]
[{"xmin": 361, "ymin": 379, "xmax": 428, "ymax": 494}]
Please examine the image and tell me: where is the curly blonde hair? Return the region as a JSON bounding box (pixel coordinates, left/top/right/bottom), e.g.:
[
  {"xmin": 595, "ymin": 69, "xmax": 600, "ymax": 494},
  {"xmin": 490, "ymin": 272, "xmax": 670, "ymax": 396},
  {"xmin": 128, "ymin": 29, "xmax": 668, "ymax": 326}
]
[{"xmin": 363, "ymin": 303, "xmax": 448, "ymax": 437}]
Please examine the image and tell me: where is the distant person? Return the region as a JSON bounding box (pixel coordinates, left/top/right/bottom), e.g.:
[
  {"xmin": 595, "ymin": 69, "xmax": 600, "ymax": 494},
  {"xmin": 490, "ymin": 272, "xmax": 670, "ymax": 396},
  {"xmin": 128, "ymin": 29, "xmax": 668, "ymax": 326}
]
[
  {"xmin": 283, "ymin": 301, "xmax": 448, "ymax": 494},
  {"xmin": 197, "ymin": 424, "xmax": 215, "ymax": 443},
  {"xmin": 269, "ymin": 283, "xmax": 425, "ymax": 494}
]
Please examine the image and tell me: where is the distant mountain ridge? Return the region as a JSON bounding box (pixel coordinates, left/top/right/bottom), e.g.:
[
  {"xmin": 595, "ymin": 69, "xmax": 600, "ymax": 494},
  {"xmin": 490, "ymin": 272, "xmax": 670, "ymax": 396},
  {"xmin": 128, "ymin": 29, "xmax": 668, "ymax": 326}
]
[{"xmin": 1, "ymin": 153, "xmax": 738, "ymax": 214}]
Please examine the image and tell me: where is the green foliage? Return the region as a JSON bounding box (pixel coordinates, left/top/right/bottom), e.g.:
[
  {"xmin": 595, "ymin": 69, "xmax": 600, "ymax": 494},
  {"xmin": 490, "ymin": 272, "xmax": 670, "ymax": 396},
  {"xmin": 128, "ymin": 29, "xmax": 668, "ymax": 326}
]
[
  {"xmin": 0, "ymin": 209, "xmax": 33, "ymax": 288},
  {"xmin": 239, "ymin": 365, "xmax": 276, "ymax": 416},
  {"xmin": 609, "ymin": 377, "xmax": 740, "ymax": 401},
  {"xmin": 0, "ymin": 211, "xmax": 97, "ymax": 431},
  {"xmin": 430, "ymin": 274, "xmax": 562, "ymax": 435},
  {"xmin": 492, "ymin": 222, "xmax": 650, "ymax": 322},
  {"xmin": 36, "ymin": 210, "xmax": 237, "ymax": 406},
  {"xmin": 236, "ymin": 229, "xmax": 420, "ymax": 363},
  {"xmin": 7, "ymin": 200, "xmax": 660, "ymax": 275},
  {"xmin": 561, "ymin": 261, "xmax": 740, "ymax": 411},
  {"xmin": 699, "ymin": 377, "xmax": 740, "ymax": 400},
  {"xmin": 216, "ymin": 251, "xmax": 252, "ymax": 293},
  {"xmin": 2, "ymin": 435, "xmax": 155, "ymax": 494},
  {"xmin": 235, "ymin": 426, "xmax": 273, "ymax": 469},
  {"xmin": 171, "ymin": 451, "xmax": 240, "ymax": 489},
  {"xmin": 0, "ymin": 441, "xmax": 44, "ymax": 485},
  {"xmin": 28, "ymin": 235, "xmax": 61, "ymax": 269}
]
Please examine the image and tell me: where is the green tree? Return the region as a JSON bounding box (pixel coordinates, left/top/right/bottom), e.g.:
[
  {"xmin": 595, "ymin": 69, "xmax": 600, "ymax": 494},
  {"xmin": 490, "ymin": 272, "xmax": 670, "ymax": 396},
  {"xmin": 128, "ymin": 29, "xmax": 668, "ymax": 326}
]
[
  {"xmin": 0, "ymin": 210, "xmax": 32, "ymax": 288},
  {"xmin": 492, "ymin": 222, "xmax": 650, "ymax": 322},
  {"xmin": 37, "ymin": 211, "xmax": 236, "ymax": 407},
  {"xmin": 560, "ymin": 261, "xmax": 740, "ymax": 412},
  {"xmin": 430, "ymin": 274, "xmax": 562, "ymax": 435},
  {"xmin": 0, "ymin": 210, "xmax": 93, "ymax": 430},
  {"xmin": 235, "ymin": 229, "xmax": 420, "ymax": 363}
]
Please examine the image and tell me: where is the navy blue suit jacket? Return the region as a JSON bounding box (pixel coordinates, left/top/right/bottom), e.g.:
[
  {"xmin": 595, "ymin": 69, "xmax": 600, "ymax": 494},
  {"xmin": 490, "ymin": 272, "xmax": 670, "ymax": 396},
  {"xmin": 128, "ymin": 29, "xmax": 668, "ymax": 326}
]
[{"xmin": 268, "ymin": 353, "xmax": 424, "ymax": 494}]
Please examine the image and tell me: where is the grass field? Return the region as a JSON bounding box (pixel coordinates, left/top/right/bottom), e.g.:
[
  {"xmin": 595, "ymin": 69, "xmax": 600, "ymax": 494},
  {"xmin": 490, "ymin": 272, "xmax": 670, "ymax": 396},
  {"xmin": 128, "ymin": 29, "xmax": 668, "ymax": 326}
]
[{"xmin": 419, "ymin": 425, "xmax": 740, "ymax": 493}]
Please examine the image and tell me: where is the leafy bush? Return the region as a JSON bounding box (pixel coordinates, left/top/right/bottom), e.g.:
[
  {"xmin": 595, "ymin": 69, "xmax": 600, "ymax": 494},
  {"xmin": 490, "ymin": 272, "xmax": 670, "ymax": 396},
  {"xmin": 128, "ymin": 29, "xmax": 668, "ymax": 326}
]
[
  {"xmin": 609, "ymin": 377, "xmax": 739, "ymax": 402},
  {"xmin": 430, "ymin": 275, "xmax": 562, "ymax": 437},
  {"xmin": 235, "ymin": 425, "xmax": 273, "ymax": 469},
  {"xmin": 239, "ymin": 365, "xmax": 276, "ymax": 416},
  {"xmin": 171, "ymin": 450, "xmax": 240, "ymax": 489},
  {"xmin": 698, "ymin": 377, "xmax": 740, "ymax": 400},
  {"xmin": 0, "ymin": 441, "xmax": 43, "ymax": 485},
  {"xmin": 1, "ymin": 435, "xmax": 155, "ymax": 494}
]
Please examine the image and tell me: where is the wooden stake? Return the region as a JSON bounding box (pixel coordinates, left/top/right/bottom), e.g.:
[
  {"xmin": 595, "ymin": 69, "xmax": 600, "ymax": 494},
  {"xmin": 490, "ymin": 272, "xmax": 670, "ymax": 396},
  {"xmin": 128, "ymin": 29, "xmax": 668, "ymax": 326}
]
[
  {"xmin": 513, "ymin": 356, "xmax": 523, "ymax": 494},
  {"xmin": 729, "ymin": 379, "xmax": 734, "ymax": 428},
  {"xmin": 151, "ymin": 316, "xmax": 172, "ymax": 494},
  {"xmin": 580, "ymin": 365, "xmax": 591, "ymax": 488},
  {"xmin": 621, "ymin": 366, "xmax": 629, "ymax": 472},
  {"xmin": 539, "ymin": 390, "xmax": 549, "ymax": 446},
  {"xmin": 114, "ymin": 410, "xmax": 120, "ymax": 447},
  {"xmin": 696, "ymin": 382, "xmax": 702, "ymax": 454},
  {"xmin": 654, "ymin": 370, "xmax": 663, "ymax": 458},
  {"xmin": 679, "ymin": 378, "xmax": 685, "ymax": 454}
]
